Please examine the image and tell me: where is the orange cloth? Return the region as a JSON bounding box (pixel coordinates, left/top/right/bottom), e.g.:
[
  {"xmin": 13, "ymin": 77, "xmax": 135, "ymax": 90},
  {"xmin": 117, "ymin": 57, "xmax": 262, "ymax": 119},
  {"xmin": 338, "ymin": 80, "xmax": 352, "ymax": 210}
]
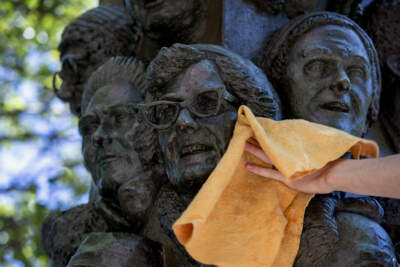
[{"xmin": 173, "ymin": 106, "xmax": 379, "ymax": 267}]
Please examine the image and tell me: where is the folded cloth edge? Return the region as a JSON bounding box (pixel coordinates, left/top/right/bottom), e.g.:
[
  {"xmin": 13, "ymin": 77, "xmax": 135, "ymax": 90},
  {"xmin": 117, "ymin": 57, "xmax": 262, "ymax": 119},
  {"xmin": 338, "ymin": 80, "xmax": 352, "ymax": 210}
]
[{"xmin": 173, "ymin": 105, "xmax": 379, "ymax": 247}]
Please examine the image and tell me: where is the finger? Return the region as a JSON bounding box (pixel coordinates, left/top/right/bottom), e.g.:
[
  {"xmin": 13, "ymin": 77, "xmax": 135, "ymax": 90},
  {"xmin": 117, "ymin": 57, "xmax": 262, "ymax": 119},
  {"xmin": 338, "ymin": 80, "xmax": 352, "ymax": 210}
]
[
  {"xmin": 246, "ymin": 164, "xmax": 286, "ymax": 182},
  {"xmin": 244, "ymin": 142, "xmax": 273, "ymax": 165}
]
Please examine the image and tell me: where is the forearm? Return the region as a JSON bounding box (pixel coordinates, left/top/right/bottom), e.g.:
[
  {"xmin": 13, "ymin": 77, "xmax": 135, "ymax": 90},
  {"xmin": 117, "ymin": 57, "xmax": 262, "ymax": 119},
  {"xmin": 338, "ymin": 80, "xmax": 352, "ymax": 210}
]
[{"xmin": 326, "ymin": 154, "xmax": 400, "ymax": 199}]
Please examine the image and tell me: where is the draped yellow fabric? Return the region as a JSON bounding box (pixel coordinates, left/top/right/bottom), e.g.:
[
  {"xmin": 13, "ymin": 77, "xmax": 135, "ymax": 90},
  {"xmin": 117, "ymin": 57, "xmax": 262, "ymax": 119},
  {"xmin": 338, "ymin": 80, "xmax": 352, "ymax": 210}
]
[{"xmin": 173, "ymin": 105, "xmax": 378, "ymax": 267}]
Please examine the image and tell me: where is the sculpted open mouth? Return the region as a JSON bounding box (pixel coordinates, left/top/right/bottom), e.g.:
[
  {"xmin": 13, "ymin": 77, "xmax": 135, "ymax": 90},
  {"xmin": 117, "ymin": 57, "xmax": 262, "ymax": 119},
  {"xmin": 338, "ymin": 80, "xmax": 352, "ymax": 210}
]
[
  {"xmin": 180, "ymin": 144, "xmax": 214, "ymax": 158},
  {"xmin": 320, "ymin": 101, "xmax": 350, "ymax": 113}
]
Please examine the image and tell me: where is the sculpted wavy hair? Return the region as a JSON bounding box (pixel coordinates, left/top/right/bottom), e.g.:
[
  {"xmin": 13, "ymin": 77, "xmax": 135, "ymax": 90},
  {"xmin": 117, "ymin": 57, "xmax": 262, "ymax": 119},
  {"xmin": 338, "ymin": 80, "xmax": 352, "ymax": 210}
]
[
  {"xmin": 57, "ymin": 4, "xmax": 141, "ymax": 115},
  {"xmin": 259, "ymin": 12, "xmax": 381, "ymax": 126},
  {"xmin": 146, "ymin": 43, "xmax": 282, "ymax": 120},
  {"xmin": 59, "ymin": 4, "xmax": 140, "ymax": 60}
]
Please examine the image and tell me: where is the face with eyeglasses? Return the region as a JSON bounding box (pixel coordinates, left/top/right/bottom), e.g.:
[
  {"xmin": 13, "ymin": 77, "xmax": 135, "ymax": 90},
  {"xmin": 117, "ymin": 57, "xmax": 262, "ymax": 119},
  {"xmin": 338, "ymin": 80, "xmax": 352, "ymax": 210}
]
[
  {"xmin": 141, "ymin": 59, "xmax": 238, "ymax": 197},
  {"xmin": 79, "ymin": 82, "xmax": 143, "ymax": 201},
  {"xmin": 285, "ymin": 25, "xmax": 374, "ymax": 137}
]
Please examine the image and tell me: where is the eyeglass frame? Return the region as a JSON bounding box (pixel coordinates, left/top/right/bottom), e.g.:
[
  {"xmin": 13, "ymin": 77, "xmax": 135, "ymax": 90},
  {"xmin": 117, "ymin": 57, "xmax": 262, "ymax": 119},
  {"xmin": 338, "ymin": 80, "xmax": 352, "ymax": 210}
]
[
  {"xmin": 52, "ymin": 53, "xmax": 89, "ymax": 97},
  {"xmin": 138, "ymin": 86, "xmax": 238, "ymax": 130}
]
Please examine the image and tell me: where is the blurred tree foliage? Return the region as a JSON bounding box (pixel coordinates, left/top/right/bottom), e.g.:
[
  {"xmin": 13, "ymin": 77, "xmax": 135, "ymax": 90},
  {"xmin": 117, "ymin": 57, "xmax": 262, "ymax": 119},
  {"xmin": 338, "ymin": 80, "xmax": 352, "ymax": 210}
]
[{"xmin": 0, "ymin": 0, "xmax": 97, "ymax": 266}]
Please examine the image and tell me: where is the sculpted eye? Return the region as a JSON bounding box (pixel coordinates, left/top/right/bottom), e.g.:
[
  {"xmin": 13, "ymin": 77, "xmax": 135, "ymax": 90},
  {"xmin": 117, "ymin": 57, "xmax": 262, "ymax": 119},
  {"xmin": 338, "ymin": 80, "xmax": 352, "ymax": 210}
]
[
  {"xmin": 79, "ymin": 123, "xmax": 97, "ymax": 137},
  {"xmin": 193, "ymin": 91, "xmax": 219, "ymax": 115},
  {"xmin": 79, "ymin": 116, "xmax": 98, "ymax": 137},
  {"xmin": 115, "ymin": 113, "xmax": 124, "ymax": 123},
  {"xmin": 304, "ymin": 59, "xmax": 328, "ymax": 78},
  {"xmin": 347, "ymin": 66, "xmax": 365, "ymax": 79}
]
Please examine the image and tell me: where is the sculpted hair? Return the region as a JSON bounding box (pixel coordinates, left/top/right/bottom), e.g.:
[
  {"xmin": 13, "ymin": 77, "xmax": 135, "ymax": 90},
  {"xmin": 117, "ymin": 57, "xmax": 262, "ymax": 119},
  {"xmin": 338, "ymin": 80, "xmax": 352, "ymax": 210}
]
[
  {"xmin": 82, "ymin": 57, "xmax": 146, "ymax": 114},
  {"xmin": 259, "ymin": 12, "xmax": 381, "ymax": 126},
  {"xmin": 59, "ymin": 4, "xmax": 140, "ymax": 58},
  {"xmin": 83, "ymin": 56, "xmax": 162, "ymax": 170},
  {"xmin": 295, "ymin": 195, "xmax": 384, "ymax": 265},
  {"xmin": 147, "ymin": 43, "xmax": 281, "ymax": 119}
]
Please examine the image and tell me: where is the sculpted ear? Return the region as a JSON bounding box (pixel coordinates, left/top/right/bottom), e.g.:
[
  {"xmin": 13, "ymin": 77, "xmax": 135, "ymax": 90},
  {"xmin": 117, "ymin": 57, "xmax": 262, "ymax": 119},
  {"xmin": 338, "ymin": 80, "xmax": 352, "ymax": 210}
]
[{"xmin": 386, "ymin": 54, "xmax": 400, "ymax": 77}]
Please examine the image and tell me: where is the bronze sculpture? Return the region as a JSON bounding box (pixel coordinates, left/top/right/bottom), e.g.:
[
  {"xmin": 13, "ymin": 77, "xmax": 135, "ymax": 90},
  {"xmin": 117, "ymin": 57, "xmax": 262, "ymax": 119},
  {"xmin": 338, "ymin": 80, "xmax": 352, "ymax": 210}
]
[
  {"xmin": 54, "ymin": 4, "xmax": 141, "ymax": 116},
  {"xmin": 260, "ymin": 12, "xmax": 397, "ymax": 266},
  {"xmin": 136, "ymin": 43, "xmax": 282, "ymax": 265},
  {"xmin": 260, "ymin": 12, "xmax": 380, "ymax": 137},
  {"xmin": 362, "ymin": 0, "xmax": 400, "ymax": 155},
  {"xmin": 361, "ymin": 0, "xmax": 400, "ymax": 259},
  {"xmin": 125, "ymin": 0, "xmax": 208, "ymax": 45},
  {"xmin": 43, "ymin": 57, "xmax": 165, "ymax": 266},
  {"xmin": 143, "ymin": 43, "xmax": 281, "ymax": 199},
  {"xmin": 42, "ymin": 0, "xmax": 400, "ymax": 265}
]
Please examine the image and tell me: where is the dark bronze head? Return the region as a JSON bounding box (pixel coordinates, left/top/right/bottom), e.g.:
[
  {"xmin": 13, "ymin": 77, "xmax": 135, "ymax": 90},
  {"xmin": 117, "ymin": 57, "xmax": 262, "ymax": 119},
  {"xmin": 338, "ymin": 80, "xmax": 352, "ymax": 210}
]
[
  {"xmin": 79, "ymin": 57, "xmax": 146, "ymax": 201},
  {"xmin": 55, "ymin": 4, "xmax": 141, "ymax": 116},
  {"xmin": 363, "ymin": 0, "xmax": 400, "ymax": 120},
  {"xmin": 260, "ymin": 12, "xmax": 381, "ymax": 137},
  {"xmin": 142, "ymin": 43, "xmax": 281, "ymax": 198},
  {"xmin": 125, "ymin": 0, "xmax": 208, "ymax": 45},
  {"xmin": 295, "ymin": 196, "xmax": 397, "ymax": 266}
]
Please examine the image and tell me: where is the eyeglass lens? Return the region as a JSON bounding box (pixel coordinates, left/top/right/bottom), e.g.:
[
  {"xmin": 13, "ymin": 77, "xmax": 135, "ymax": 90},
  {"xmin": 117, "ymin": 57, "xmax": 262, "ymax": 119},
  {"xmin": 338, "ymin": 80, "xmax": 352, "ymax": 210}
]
[{"xmin": 144, "ymin": 90, "xmax": 221, "ymax": 127}]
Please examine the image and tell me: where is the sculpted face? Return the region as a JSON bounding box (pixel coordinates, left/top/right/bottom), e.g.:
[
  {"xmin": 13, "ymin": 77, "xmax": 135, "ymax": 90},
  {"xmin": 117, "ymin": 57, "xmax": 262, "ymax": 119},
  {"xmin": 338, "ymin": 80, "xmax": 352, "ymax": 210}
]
[
  {"xmin": 286, "ymin": 25, "xmax": 373, "ymax": 136},
  {"xmin": 79, "ymin": 82, "xmax": 143, "ymax": 201},
  {"xmin": 58, "ymin": 45, "xmax": 107, "ymax": 115},
  {"xmin": 326, "ymin": 212, "xmax": 397, "ymax": 266},
  {"xmin": 133, "ymin": 0, "xmax": 202, "ymax": 40},
  {"xmin": 147, "ymin": 59, "xmax": 237, "ymax": 196}
]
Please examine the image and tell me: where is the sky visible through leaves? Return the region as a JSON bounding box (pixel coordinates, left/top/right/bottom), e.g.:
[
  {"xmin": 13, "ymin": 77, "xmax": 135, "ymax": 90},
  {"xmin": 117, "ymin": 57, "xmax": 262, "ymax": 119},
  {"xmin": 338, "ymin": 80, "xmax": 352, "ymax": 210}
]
[{"xmin": 0, "ymin": 1, "xmax": 97, "ymax": 266}]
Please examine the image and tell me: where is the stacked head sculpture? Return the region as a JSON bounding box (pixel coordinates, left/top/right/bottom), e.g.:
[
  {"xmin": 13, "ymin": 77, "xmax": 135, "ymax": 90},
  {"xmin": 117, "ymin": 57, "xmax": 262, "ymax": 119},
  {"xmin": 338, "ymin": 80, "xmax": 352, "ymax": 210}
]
[
  {"xmin": 55, "ymin": 4, "xmax": 140, "ymax": 116},
  {"xmin": 142, "ymin": 43, "xmax": 281, "ymax": 201},
  {"xmin": 260, "ymin": 11, "xmax": 381, "ymax": 137}
]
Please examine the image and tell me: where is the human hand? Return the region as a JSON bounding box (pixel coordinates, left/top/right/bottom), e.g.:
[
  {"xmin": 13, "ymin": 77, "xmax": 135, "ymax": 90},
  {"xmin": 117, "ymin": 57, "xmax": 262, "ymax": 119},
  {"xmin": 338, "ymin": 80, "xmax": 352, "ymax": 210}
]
[{"xmin": 244, "ymin": 142, "xmax": 337, "ymax": 194}]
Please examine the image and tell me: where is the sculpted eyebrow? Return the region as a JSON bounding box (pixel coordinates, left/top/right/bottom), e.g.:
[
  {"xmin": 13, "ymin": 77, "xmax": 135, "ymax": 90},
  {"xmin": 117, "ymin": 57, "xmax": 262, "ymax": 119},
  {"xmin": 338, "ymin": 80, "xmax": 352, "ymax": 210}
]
[
  {"xmin": 350, "ymin": 55, "xmax": 370, "ymax": 68},
  {"xmin": 302, "ymin": 47, "xmax": 332, "ymax": 58},
  {"xmin": 107, "ymin": 104, "xmax": 138, "ymax": 113}
]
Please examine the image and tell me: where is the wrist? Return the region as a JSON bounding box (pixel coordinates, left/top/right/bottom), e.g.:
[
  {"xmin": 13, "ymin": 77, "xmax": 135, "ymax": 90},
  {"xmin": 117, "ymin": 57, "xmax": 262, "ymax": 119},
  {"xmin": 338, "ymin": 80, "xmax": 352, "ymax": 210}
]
[{"xmin": 324, "ymin": 159, "xmax": 348, "ymax": 193}]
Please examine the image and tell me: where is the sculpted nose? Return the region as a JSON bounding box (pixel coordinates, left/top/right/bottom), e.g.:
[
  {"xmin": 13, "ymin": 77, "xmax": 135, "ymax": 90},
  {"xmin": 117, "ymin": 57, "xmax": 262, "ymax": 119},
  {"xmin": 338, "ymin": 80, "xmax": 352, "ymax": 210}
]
[
  {"xmin": 92, "ymin": 126, "xmax": 112, "ymax": 147},
  {"xmin": 330, "ymin": 69, "xmax": 350, "ymax": 93},
  {"xmin": 176, "ymin": 108, "xmax": 199, "ymax": 131}
]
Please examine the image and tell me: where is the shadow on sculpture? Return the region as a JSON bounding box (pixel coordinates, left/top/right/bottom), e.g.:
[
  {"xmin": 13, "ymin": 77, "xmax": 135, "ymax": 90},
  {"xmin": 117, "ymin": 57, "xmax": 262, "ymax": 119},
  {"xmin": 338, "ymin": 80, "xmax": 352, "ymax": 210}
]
[
  {"xmin": 260, "ymin": 11, "xmax": 397, "ymax": 266},
  {"xmin": 42, "ymin": 57, "xmax": 165, "ymax": 266},
  {"xmin": 137, "ymin": 43, "xmax": 281, "ymax": 266},
  {"xmin": 42, "ymin": 1, "xmax": 400, "ymax": 265},
  {"xmin": 53, "ymin": 4, "xmax": 141, "ymax": 116},
  {"xmin": 125, "ymin": 0, "xmax": 209, "ymax": 46},
  {"xmin": 361, "ymin": 0, "xmax": 400, "ymax": 258},
  {"xmin": 362, "ymin": 0, "xmax": 400, "ymax": 155}
]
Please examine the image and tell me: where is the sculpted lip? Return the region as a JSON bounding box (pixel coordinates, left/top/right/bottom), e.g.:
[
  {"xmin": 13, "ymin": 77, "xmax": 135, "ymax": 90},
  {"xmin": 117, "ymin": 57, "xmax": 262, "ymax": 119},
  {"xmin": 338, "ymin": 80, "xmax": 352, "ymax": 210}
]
[
  {"xmin": 180, "ymin": 144, "xmax": 213, "ymax": 158},
  {"xmin": 320, "ymin": 101, "xmax": 350, "ymax": 113}
]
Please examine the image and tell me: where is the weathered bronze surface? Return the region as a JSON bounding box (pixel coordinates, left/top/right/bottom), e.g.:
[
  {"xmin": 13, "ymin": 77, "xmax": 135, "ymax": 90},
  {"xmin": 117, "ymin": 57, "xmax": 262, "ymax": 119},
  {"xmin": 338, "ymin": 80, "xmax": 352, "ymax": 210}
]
[
  {"xmin": 54, "ymin": 4, "xmax": 141, "ymax": 116},
  {"xmin": 43, "ymin": 1, "xmax": 400, "ymax": 266},
  {"xmin": 295, "ymin": 195, "xmax": 397, "ymax": 266},
  {"xmin": 144, "ymin": 43, "xmax": 281, "ymax": 201},
  {"xmin": 260, "ymin": 12, "xmax": 397, "ymax": 266},
  {"xmin": 137, "ymin": 43, "xmax": 281, "ymax": 266},
  {"xmin": 43, "ymin": 57, "xmax": 166, "ymax": 265},
  {"xmin": 260, "ymin": 12, "xmax": 381, "ymax": 137},
  {"xmin": 361, "ymin": 1, "xmax": 400, "ymax": 259}
]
